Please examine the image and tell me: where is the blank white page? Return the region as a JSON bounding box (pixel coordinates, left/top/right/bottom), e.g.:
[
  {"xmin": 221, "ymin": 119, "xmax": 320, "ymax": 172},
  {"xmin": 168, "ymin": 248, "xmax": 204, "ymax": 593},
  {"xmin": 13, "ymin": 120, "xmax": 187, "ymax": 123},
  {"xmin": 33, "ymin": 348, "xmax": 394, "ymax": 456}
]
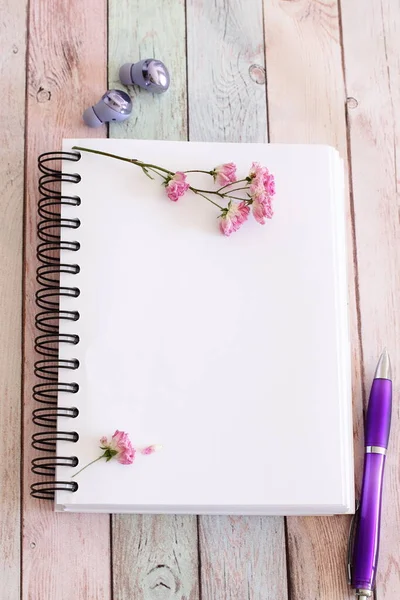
[{"xmin": 55, "ymin": 139, "xmax": 353, "ymax": 515}]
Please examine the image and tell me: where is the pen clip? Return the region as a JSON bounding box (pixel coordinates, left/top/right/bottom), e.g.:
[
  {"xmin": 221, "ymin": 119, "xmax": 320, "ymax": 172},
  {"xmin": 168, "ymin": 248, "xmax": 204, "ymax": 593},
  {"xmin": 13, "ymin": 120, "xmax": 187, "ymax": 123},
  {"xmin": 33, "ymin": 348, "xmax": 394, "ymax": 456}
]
[{"xmin": 347, "ymin": 500, "xmax": 360, "ymax": 584}]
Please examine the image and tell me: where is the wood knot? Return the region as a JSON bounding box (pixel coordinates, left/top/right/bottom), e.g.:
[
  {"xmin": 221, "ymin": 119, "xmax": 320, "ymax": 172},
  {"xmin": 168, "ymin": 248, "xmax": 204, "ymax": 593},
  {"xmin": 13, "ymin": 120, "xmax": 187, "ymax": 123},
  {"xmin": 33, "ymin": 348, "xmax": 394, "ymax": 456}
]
[
  {"xmin": 145, "ymin": 565, "xmax": 179, "ymax": 598},
  {"xmin": 249, "ymin": 64, "xmax": 266, "ymax": 85},
  {"xmin": 12, "ymin": 45, "xmax": 18, "ymax": 54},
  {"xmin": 346, "ymin": 97, "xmax": 358, "ymax": 109},
  {"xmin": 30, "ymin": 541, "xmax": 36, "ymax": 549},
  {"xmin": 36, "ymin": 87, "xmax": 51, "ymax": 103}
]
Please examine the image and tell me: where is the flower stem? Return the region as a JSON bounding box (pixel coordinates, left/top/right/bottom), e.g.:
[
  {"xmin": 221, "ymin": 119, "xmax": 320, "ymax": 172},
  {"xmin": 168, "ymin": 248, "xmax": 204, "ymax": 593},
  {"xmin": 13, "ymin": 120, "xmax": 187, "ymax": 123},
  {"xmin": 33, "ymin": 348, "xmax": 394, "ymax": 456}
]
[
  {"xmin": 73, "ymin": 146, "xmax": 139, "ymax": 166},
  {"xmin": 145, "ymin": 166, "xmax": 168, "ymax": 180},
  {"xmin": 134, "ymin": 162, "xmax": 172, "ymax": 176},
  {"xmin": 184, "ymin": 169, "xmax": 213, "ymax": 175},
  {"xmin": 191, "ymin": 187, "xmax": 249, "ymax": 198},
  {"xmin": 73, "ymin": 146, "xmax": 224, "ymax": 209},
  {"xmin": 192, "ymin": 188, "xmax": 224, "ymax": 196},
  {"xmin": 191, "ymin": 189, "xmax": 223, "ymax": 209},
  {"xmin": 217, "ymin": 178, "xmax": 248, "ymax": 192},
  {"xmin": 72, "ymin": 454, "xmax": 104, "ymax": 478},
  {"xmin": 224, "ymin": 186, "xmax": 250, "ymax": 194},
  {"xmin": 72, "ymin": 146, "xmax": 174, "ymax": 176}
]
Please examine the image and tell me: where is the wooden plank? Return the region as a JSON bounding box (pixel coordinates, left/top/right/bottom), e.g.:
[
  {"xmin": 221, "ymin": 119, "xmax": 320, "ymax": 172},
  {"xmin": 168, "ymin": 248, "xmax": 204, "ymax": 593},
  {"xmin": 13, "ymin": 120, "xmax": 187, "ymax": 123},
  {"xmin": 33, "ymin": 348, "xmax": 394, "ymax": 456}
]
[
  {"xmin": 108, "ymin": 3, "xmax": 199, "ymax": 599},
  {"xmin": 341, "ymin": 1, "xmax": 400, "ymax": 598},
  {"xmin": 23, "ymin": 1, "xmax": 111, "ymax": 599},
  {"xmin": 199, "ymin": 517, "xmax": 287, "ymax": 600},
  {"xmin": 186, "ymin": 2, "xmax": 287, "ymax": 597},
  {"xmin": 187, "ymin": 0, "xmax": 268, "ymax": 143},
  {"xmin": 113, "ymin": 515, "xmax": 199, "ymax": 600},
  {"xmin": 263, "ymin": 1, "xmax": 364, "ymax": 598},
  {"xmin": 108, "ymin": 0, "xmax": 187, "ymax": 141},
  {"xmin": 0, "ymin": 0, "xmax": 26, "ymax": 597}
]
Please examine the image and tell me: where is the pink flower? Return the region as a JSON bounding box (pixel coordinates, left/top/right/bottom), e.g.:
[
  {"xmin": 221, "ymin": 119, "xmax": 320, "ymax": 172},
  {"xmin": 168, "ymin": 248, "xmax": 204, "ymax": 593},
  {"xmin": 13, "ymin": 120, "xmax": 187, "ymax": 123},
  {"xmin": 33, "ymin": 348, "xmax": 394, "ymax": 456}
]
[
  {"xmin": 219, "ymin": 201, "xmax": 250, "ymax": 236},
  {"xmin": 264, "ymin": 173, "xmax": 275, "ymax": 196},
  {"xmin": 249, "ymin": 162, "xmax": 265, "ymax": 180},
  {"xmin": 249, "ymin": 177, "xmax": 267, "ymax": 202},
  {"xmin": 248, "ymin": 170, "xmax": 275, "ymax": 225},
  {"xmin": 141, "ymin": 444, "xmax": 163, "ymax": 455},
  {"xmin": 249, "ymin": 164, "xmax": 276, "ymax": 197},
  {"xmin": 213, "ymin": 163, "xmax": 237, "ymax": 187},
  {"xmin": 252, "ymin": 196, "xmax": 273, "ymax": 224},
  {"xmin": 165, "ymin": 172, "xmax": 190, "ymax": 201},
  {"xmin": 100, "ymin": 430, "xmax": 136, "ymax": 465},
  {"xmin": 72, "ymin": 430, "xmax": 161, "ymax": 479}
]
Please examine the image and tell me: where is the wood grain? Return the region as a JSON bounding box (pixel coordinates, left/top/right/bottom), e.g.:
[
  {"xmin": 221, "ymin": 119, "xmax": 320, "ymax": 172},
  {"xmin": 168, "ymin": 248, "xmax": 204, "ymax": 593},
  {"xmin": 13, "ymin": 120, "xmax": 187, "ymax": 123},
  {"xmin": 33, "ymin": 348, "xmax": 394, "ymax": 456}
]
[
  {"xmin": 108, "ymin": 0, "xmax": 187, "ymax": 141},
  {"xmin": 186, "ymin": 1, "xmax": 287, "ymax": 597},
  {"xmin": 23, "ymin": 1, "xmax": 111, "ymax": 599},
  {"xmin": 341, "ymin": 1, "xmax": 400, "ymax": 597},
  {"xmin": 199, "ymin": 517, "xmax": 287, "ymax": 600},
  {"xmin": 113, "ymin": 516, "xmax": 199, "ymax": 600},
  {"xmin": 263, "ymin": 0, "xmax": 364, "ymax": 598},
  {"xmin": 186, "ymin": 0, "xmax": 268, "ymax": 142},
  {"xmin": 5, "ymin": 0, "xmax": 397, "ymax": 597},
  {"xmin": 108, "ymin": 3, "xmax": 199, "ymax": 599},
  {"xmin": 0, "ymin": 0, "xmax": 26, "ymax": 597}
]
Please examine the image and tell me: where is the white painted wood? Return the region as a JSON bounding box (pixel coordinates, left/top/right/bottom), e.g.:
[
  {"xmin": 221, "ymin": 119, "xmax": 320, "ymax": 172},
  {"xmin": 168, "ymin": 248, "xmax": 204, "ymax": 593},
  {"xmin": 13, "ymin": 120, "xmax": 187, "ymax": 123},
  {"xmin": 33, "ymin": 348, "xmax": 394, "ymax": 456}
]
[
  {"xmin": 199, "ymin": 517, "xmax": 287, "ymax": 600},
  {"xmin": 109, "ymin": 0, "xmax": 187, "ymax": 141},
  {"xmin": 187, "ymin": 0, "xmax": 268, "ymax": 143},
  {"xmin": 0, "ymin": 0, "xmax": 26, "ymax": 597},
  {"xmin": 113, "ymin": 515, "xmax": 199, "ymax": 600}
]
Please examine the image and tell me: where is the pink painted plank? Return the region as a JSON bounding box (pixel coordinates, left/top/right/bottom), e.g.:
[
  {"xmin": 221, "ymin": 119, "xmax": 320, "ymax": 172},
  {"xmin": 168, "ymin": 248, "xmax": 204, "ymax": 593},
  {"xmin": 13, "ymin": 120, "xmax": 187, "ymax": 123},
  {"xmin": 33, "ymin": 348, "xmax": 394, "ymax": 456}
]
[
  {"xmin": 341, "ymin": 1, "xmax": 400, "ymax": 598},
  {"xmin": 23, "ymin": 1, "xmax": 111, "ymax": 598},
  {"xmin": 263, "ymin": 1, "xmax": 364, "ymax": 598}
]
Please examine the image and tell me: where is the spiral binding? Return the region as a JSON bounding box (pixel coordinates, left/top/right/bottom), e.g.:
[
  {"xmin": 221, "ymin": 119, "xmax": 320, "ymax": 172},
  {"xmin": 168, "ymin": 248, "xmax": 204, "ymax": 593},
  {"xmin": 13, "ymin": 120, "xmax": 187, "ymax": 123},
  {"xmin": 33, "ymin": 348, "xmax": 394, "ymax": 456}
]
[{"xmin": 31, "ymin": 151, "xmax": 82, "ymax": 500}]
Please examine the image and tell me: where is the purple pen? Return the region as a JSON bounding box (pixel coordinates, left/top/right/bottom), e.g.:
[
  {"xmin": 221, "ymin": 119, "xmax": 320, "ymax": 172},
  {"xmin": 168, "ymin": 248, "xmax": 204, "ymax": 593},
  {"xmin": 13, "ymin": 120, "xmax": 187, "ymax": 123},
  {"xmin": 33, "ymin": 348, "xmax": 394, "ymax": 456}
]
[{"xmin": 350, "ymin": 349, "xmax": 392, "ymax": 600}]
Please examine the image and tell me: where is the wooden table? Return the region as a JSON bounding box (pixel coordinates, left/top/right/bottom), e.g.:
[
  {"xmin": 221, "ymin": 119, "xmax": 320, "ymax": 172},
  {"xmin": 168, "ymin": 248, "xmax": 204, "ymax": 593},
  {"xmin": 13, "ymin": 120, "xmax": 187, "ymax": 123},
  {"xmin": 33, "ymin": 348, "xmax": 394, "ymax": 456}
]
[{"xmin": 1, "ymin": 0, "xmax": 399, "ymax": 598}]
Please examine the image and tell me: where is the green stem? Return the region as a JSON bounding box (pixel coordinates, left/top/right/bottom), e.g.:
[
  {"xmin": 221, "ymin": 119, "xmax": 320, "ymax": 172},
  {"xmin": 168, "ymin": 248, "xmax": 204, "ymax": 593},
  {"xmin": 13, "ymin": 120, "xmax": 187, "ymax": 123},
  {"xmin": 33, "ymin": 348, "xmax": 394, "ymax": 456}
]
[
  {"xmin": 72, "ymin": 454, "xmax": 105, "ymax": 478},
  {"xmin": 224, "ymin": 186, "xmax": 250, "ymax": 194},
  {"xmin": 191, "ymin": 187, "xmax": 249, "ymax": 198},
  {"xmin": 146, "ymin": 166, "xmax": 168, "ymax": 180},
  {"xmin": 192, "ymin": 188, "xmax": 224, "ymax": 196},
  {"xmin": 72, "ymin": 146, "xmax": 174, "ymax": 176},
  {"xmin": 135, "ymin": 162, "xmax": 172, "ymax": 176},
  {"xmin": 73, "ymin": 146, "xmax": 140, "ymax": 166},
  {"xmin": 191, "ymin": 189, "xmax": 223, "ymax": 209},
  {"xmin": 184, "ymin": 169, "xmax": 213, "ymax": 175},
  {"xmin": 73, "ymin": 146, "xmax": 223, "ymax": 209},
  {"xmin": 217, "ymin": 177, "xmax": 248, "ymax": 192}
]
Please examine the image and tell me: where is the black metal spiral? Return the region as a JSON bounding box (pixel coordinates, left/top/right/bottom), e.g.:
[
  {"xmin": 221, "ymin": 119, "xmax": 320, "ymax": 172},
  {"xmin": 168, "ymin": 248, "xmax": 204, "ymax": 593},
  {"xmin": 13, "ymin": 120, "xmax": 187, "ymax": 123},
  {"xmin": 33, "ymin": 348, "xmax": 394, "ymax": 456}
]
[{"xmin": 31, "ymin": 151, "xmax": 82, "ymax": 500}]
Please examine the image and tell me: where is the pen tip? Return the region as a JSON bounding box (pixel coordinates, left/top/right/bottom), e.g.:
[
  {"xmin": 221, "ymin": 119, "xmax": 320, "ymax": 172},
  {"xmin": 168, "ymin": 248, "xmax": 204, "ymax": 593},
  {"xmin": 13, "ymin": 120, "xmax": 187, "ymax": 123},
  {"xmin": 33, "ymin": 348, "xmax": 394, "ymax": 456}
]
[{"xmin": 375, "ymin": 348, "xmax": 392, "ymax": 380}]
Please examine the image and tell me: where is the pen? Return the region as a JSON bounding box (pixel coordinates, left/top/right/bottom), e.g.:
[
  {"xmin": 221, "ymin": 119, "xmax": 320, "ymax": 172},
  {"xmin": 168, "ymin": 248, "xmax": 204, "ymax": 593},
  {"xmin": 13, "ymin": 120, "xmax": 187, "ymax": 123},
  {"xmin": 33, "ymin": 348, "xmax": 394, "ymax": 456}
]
[{"xmin": 350, "ymin": 349, "xmax": 392, "ymax": 600}]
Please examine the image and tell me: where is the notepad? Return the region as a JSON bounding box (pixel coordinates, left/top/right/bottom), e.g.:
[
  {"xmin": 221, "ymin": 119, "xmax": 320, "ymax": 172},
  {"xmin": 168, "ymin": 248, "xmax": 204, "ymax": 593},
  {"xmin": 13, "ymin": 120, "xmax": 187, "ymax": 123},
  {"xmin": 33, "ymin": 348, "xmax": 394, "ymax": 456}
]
[{"xmin": 32, "ymin": 139, "xmax": 354, "ymax": 515}]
